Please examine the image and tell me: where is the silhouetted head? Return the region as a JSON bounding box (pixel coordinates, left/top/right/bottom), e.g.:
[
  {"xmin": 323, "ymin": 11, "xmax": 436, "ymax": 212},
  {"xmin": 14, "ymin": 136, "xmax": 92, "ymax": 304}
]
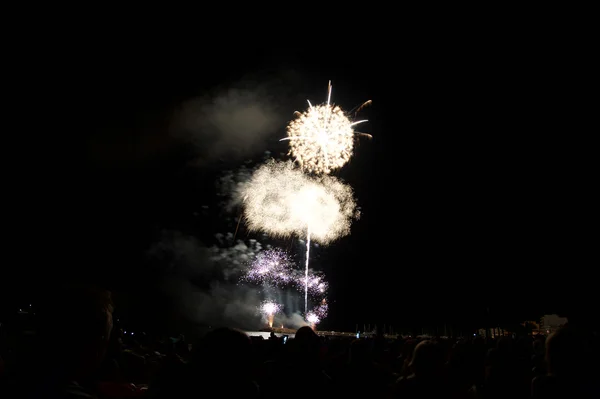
[
  {"xmin": 185, "ymin": 328, "xmax": 257, "ymax": 396},
  {"xmin": 295, "ymin": 326, "xmax": 318, "ymax": 343},
  {"xmin": 194, "ymin": 327, "xmax": 252, "ymax": 373},
  {"xmin": 292, "ymin": 326, "xmax": 320, "ymax": 362},
  {"xmin": 409, "ymin": 340, "xmax": 446, "ymax": 377}
]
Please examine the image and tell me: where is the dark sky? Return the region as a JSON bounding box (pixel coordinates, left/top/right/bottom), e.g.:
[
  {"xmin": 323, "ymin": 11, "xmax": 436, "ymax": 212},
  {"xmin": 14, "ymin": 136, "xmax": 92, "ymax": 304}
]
[{"xmin": 3, "ymin": 34, "xmax": 596, "ymax": 332}]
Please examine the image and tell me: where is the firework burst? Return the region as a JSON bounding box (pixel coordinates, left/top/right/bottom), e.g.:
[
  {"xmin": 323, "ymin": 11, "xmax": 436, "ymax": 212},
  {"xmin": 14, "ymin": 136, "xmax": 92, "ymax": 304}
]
[
  {"xmin": 260, "ymin": 301, "xmax": 282, "ymax": 328},
  {"xmin": 241, "ymin": 160, "xmax": 357, "ymax": 245},
  {"xmin": 297, "ymin": 272, "xmax": 328, "ymax": 298},
  {"xmin": 313, "ymin": 299, "xmax": 328, "ymax": 320},
  {"xmin": 282, "ymin": 81, "xmax": 371, "ymax": 174},
  {"xmin": 242, "ymin": 160, "xmax": 357, "ymax": 313},
  {"xmin": 306, "ymin": 312, "xmax": 320, "ymax": 328},
  {"xmin": 242, "ymin": 248, "xmax": 295, "ymax": 287}
]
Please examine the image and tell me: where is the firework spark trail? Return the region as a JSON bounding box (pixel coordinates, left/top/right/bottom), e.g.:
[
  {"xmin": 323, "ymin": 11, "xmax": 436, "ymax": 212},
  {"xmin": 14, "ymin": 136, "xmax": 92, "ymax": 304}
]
[
  {"xmin": 304, "ymin": 227, "xmax": 310, "ymax": 314},
  {"xmin": 354, "ymin": 99, "xmax": 372, "ymax": 116},
  {"xmin": 281, "ymin": 81, "xmax": 371, "ymax": 175},
  {"xmin": 233, "ymin": 212, "xmax": 243, "ymax": 242}
]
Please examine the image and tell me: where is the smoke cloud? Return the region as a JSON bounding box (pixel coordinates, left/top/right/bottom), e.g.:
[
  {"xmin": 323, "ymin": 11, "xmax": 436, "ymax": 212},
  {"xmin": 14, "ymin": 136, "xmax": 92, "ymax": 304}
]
[
  {"xmin": 169, "ymin": 79, "xmax": 290, "ymax": 164},
  {"xmin": 216, "ymin": 164, "xmax": 258, "ymax": 217},
  {"xmin": 148, "ymin": 230, "xmax": 308, "ymax": 330}
]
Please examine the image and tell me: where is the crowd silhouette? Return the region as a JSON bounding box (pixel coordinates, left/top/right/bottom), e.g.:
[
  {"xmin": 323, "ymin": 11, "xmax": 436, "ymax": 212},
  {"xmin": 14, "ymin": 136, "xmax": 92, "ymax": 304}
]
[{"xmin": 0, "ymin": 286, "xmax": 598, "ymax": 398}]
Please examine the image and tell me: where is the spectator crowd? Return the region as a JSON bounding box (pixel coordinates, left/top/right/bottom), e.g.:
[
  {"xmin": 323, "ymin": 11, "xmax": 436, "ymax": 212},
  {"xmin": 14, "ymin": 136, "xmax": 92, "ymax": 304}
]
[{"xmin": 0, "ymin": 287, "xmax": 597, "ymax": 398}]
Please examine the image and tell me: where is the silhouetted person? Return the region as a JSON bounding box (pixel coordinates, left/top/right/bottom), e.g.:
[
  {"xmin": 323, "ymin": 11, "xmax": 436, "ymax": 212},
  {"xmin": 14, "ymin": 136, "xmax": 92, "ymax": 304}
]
[
  {"xmin": 340, "ymin": 338, "xmax": 395, "ymax": 396},
  {"xmin": 532, "ymin": 326, "xmax": 599, "ymax": 398},
  {"xmin": 186, "ymin": 328, "xmax": 258, "ymax": 397},
  {"xmin": 393, "ymin": 339, "xmax": 449, "ymax": 398},
  {"xmin": 97, "ymin": 331, "xmax": 123, "ymax": 382},
  {"xmin": 531, "ymin": 336, "xmax": 546, "ymax": 376},
  {"xmin": 446, "ymin": 340, "xmax": 478, "ymax": 399},
  {"xmin": 481, "ymin": 337, "xmax": 527, "ymax": 398},
  {"xmin": 32, "ymin": 285, "xmax": 114, "ymax": 398},
  {"xmin": 261, "ymin": 326, "xmax": 332, "ymax": 398},
  {"xmin": 398, "ymin": 338, "xmax": 418, "ymax": 379},
  {"xmin": 146, "ymin": 343, "xmax": 187, "ymax": 399}
]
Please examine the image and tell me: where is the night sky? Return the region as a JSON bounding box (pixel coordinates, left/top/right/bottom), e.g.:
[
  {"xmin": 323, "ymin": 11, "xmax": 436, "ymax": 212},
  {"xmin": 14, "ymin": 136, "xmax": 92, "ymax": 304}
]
[{"xmin": 3, "ymin": 36, "xmax": 596, "ymax": 333}]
